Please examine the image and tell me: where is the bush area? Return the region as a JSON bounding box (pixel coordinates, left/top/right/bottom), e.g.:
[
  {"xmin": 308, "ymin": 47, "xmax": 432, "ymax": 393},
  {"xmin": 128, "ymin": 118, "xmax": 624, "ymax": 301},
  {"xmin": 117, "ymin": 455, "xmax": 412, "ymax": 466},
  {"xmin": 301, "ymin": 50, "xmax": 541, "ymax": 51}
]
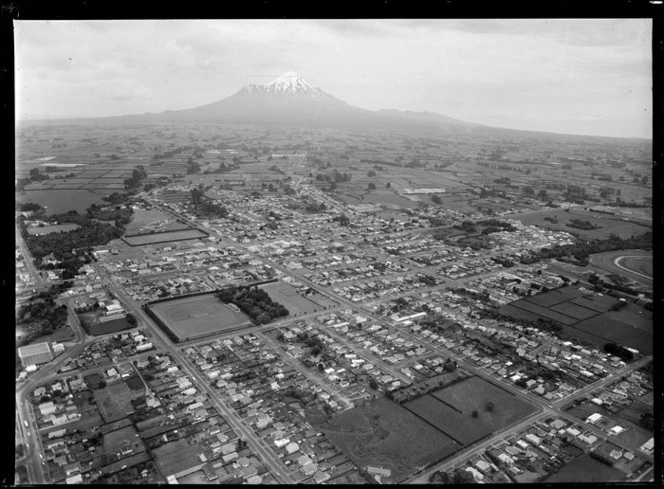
[
  {"xmin": 19, "ymin": 205, "xmax": 131, "ymax": 278},
  {"xmin": 216, "ymin": 285, "xmax": 289, "ymax": 324},
  {"xmin": 566, "ymin": 218, "xmax": 601, "ymax": 230},
  {"xmin": 16, "ymin": 283, "xmax": 72, "ymax": 347}
]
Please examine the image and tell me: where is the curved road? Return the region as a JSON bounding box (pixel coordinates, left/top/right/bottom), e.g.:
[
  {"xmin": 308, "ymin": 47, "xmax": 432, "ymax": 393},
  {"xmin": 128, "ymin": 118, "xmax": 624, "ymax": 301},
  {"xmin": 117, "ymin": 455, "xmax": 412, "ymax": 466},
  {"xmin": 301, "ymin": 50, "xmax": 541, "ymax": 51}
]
[{"xmin": 588, "ymin": 249, "xmax": 652, "ymax": 288}]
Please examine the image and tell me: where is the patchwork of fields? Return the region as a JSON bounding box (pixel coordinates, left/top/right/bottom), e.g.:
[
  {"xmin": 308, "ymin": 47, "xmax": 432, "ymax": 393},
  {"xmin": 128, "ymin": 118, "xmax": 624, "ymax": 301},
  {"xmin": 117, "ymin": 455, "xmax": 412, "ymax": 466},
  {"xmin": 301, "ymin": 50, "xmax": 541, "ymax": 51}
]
[
  {"xmin": 500, "ymin": 286, "xmax": 653, "ymax": 353},
  {"xmin": 404, "ymin": 376, "xmax": 538, "ymax": 446}
]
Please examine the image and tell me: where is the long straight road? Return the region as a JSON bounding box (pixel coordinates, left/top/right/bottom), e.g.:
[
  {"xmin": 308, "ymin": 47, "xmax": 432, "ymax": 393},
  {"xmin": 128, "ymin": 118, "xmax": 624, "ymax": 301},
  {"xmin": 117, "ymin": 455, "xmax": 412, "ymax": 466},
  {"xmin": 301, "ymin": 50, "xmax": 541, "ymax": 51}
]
[{"xmin": 96, "ymin": 272, "xmax": 300, "ymax": 484}]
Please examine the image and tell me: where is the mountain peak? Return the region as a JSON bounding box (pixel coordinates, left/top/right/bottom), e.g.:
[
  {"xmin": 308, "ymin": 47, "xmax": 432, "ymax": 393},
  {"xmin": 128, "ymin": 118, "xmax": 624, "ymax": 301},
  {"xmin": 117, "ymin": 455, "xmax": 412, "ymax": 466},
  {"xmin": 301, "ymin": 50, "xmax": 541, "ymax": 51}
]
[{"xmin": 262, "ymin": 72, "xmax": 324, "ymax": 96}]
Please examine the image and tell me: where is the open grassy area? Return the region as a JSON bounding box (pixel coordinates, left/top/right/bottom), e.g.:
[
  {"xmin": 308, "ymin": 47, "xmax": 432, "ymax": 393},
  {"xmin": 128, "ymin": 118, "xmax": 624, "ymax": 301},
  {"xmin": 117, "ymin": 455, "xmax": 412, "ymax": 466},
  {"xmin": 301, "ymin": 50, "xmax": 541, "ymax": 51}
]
[
  {"xmin": 123, "ymin": 207, "xmax": 189, "ymax": 235},
  {"xmin": 123, "ymin": 228, "xmax": 208, "ymax": 246},
  {"xmin": 19, "ymin": 189, "xmax": 110, "ymax": 215},
  {"xmin": 152, "ymin": 438, "xmax": 205, "ymax": 477},
  {"xmin": 405, "ymin": 377, "xmax": 537, "ymax": 446},
  {"xmin": 260, "ymin": 281, "xmax": 321, "ymax": 315},
  {"xmin": 316, "ymin": 396, "xmax": 461, "ymax": 482},
  {"xmin": 26, "ymin": 223, "xmax": 81, "ymax": 235},
  {"xmin": 94, "ymin": 381, "xmax": 141, "ymax": 423},
  {"xmin": 89, "ymin": 316, "xmax": 134, "ymax": 336},
  {"xmin": 513, "ymin": 208, "xmax": 650, "ymax": 240},
  {"xmin": 148, "ymin": 293, "xmax": 251, "ymax": 342},
  {"xmin": 619, "ymin": 256, "xmax": 652, "ymax": 277},
  {"xmin": 103, "ymin": 424, "xmax": 144, "ymax": 454},
  {"xmin": 544, "ymin": 453, "xmax": 625, "ymax": 483}
]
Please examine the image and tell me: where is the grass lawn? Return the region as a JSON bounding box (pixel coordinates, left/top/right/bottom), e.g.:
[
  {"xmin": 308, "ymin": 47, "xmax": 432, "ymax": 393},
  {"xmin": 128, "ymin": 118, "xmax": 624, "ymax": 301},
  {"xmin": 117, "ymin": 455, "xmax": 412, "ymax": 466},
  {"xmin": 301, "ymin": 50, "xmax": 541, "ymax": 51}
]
[{"xmin": 317, "ymin": 396, "xmax": 461, "ymax": 482}]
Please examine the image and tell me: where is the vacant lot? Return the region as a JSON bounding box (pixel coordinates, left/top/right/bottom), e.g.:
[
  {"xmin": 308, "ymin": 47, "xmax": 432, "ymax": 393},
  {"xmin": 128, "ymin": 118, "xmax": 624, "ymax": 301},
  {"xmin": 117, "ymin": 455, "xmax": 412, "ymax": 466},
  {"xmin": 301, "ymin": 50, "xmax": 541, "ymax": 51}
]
[
  {"xmin": 152, "ymin": 438, "xmax": 206, "ymax": 476},
  {"xmin": 103, "ymin": 424, "xmax": 144, "ymax": 454},
  {"xmin": 94, "ymin": 382, "xmax": 141, "ymax": 423},
  {"xmin": 89, "ymin": 317, "xmax": 134, "ymax": 336},
  {"xmin": 544, "ymin": 453, "xmax": 625, "ymax": 483},
  {"xmin": 405, "ymin": 377, "xmax": 537, "ymax": 446},
  {"xmin": 317, "ymin": 396, "xmax": 461, "ymax": 482},
  {"xmin": 260, "ymin": 282, "xmax": 320, "ymax": 315},
  {"xmin": 123, "ymin": 229, "xmax": 208, "ymax": 246},
  {"xmin": 148, "ymin": 293, "xmax": 251, "ymax": 342}
]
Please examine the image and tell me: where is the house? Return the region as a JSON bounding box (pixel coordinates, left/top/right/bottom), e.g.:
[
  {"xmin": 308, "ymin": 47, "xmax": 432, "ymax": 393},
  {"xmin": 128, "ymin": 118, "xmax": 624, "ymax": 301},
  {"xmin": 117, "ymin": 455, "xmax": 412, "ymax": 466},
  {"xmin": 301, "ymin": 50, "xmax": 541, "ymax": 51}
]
[{"xmin": 586, "ymin": 413, "xmax": 603, "ymax": 424}]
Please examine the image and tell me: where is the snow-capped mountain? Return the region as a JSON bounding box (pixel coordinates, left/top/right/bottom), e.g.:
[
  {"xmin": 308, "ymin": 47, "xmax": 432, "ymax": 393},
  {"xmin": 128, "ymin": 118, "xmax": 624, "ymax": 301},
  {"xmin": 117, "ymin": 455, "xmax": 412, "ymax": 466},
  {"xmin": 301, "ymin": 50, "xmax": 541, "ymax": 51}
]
[
  {"xmin": 114, "ymin": 72, "xmax": 482, "ymax": 132},
  {"xmin": 257, "ymin": 71, "xmax": 327, "ymax": 97}
]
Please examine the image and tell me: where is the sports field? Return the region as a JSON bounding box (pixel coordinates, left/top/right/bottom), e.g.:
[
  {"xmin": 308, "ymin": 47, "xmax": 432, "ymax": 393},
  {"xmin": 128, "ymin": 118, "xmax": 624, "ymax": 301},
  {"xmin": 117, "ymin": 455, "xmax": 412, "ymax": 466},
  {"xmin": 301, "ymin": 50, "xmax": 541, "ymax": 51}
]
[
  {"xmin": 148, "ymin": 293, "xmax": 251, "ymax": 342},
  {"xmin": 123, "ymin": 228, "xmax": 208, "ymax": 246}
]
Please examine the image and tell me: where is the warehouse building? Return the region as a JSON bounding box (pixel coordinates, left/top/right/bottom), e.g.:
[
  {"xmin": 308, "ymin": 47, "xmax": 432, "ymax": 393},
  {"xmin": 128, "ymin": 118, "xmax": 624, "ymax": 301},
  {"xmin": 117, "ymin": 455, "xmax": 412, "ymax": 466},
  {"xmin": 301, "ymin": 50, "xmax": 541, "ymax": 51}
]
[{"xmin": 18, "ymin": 342, "xmax": 53, "ymax": 367}]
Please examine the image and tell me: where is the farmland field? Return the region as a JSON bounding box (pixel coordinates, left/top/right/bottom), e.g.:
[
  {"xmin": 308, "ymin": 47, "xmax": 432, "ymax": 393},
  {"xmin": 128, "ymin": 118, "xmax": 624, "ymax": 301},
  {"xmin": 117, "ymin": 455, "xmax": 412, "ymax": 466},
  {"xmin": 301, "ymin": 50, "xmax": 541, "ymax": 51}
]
[
  {"xmin": 19, "ymin": 189, "xmax": 110, "ymax": 214},
  {"xmin": 123, "ymin": 228, "xmax": 209, "ymax": 246},
  {"xmin": 544, "ymin": 453, "xmax": 625, "ymax": 483},
  {"xmin": 512, "ymin": 208, "xmax": 651, "ymax": 240},
  {"xmin": 569, "ymin": 315, "xmax": 652, "ymax": 354},
  {"xmin": 316, "ymin": 396, "xmax": 461, "ymax": 482},
  {"xmin": 405, "ymin": 376, "xmax": 537, "ymax": 446},
  {"xmin": 148, "ymin": 293, "xmax": 251, "ymax": 342},
  {"xmin": 500, "ymin": 286, "xmax": 652, "ymax": 353},
  {"xmin": 260, "ymin": 281, "xmax": 322, "ymax": 315}
]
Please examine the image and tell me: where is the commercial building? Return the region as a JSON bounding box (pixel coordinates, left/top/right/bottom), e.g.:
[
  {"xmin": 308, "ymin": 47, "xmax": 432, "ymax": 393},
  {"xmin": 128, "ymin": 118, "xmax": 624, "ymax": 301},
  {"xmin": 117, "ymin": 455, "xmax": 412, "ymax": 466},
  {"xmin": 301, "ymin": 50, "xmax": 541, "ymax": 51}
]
[{"xmin": 18, "ymin": 342, "xmax": 54, "ymax": 367}]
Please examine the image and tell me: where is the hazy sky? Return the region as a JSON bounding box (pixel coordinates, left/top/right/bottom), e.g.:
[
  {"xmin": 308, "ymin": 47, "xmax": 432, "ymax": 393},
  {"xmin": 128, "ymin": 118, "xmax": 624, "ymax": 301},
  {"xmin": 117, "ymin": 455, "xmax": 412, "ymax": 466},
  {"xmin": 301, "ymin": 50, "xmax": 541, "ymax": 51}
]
[{"xmin": 15, "ymin": 19, "xmax": 652, "ymax": 138}]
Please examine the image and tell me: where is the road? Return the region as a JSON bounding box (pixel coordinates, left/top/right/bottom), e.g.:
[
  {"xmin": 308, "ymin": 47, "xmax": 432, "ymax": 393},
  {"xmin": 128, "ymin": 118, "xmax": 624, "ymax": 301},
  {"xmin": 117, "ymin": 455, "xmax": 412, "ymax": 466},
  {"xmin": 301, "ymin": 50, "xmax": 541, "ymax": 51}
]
[
  {"xmin": 15, "ymin": 223, "xmax": 48, "ymax": 291},
  {"xmin": 95, "ymin": 271, "xmax": 301, "ymax": 484}
]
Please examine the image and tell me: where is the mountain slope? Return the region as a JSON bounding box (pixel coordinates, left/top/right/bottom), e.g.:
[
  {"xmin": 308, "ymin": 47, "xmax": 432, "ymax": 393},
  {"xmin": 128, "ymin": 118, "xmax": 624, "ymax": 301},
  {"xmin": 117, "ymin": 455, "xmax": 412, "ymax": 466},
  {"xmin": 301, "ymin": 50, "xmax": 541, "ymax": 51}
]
[{"xmin": 120, "ymin": 72, "xmax": 479, "ymax": 131}]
